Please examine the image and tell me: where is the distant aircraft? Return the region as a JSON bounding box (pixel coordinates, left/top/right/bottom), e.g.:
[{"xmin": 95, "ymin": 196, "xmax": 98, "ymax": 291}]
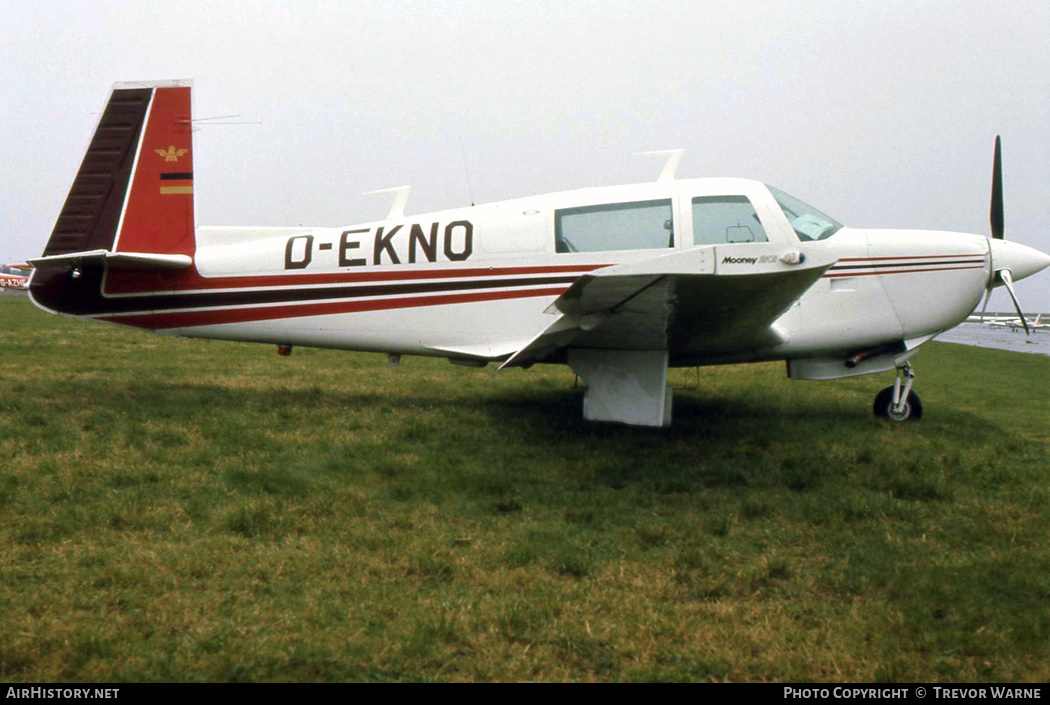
[
  {"xmin": 29, "ymin": 81, "xmax": 1050, "ymax": 426},
  {"xmin": 965, "ymin": 311, "xmax": 1048, "ymax": 333},
  {"xmin": 0, "ymin": 264, "xmax": 29, "ymax": 290},
  {"xmin": 986, "ymin": 312, "xmax": 1046, "ymax": 332}
]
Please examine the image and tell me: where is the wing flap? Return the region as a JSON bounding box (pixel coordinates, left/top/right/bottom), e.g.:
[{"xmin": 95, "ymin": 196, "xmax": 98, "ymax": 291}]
[
  {"xmin": 423, "ymin": 340, "xmax": 528, "ymax": 361},
  {"xmin": 499, "ymin": 313, "xmax": 583, "ymax": 369}
]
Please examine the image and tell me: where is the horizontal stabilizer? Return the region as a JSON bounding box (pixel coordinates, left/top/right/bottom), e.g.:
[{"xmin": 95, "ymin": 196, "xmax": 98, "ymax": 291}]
[{"xmin": 29, "ymin": 250, "xmax": 193, "ymax": 270}]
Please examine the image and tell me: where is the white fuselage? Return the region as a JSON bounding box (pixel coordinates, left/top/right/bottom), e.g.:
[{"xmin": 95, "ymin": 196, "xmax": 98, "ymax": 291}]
[{"xmin": 146, "ymin": 177, "xmax": 990, "ymax": 372}]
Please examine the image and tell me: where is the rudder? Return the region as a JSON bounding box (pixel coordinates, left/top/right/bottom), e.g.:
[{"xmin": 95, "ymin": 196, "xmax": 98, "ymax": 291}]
[{"xmin": 113, "ymin": 81, "xmax": 196, "ymax": 257}]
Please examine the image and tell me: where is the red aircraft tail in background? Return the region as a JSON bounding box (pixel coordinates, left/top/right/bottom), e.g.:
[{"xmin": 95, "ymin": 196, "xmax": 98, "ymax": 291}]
[{"xmin": 1, "ymin": 264, "xmax": 30, "ymax": 290}]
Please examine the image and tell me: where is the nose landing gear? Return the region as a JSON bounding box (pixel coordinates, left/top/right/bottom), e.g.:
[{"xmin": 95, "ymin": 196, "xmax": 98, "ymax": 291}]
[{"xmin": 874, "ymin": 363, "xmax": 923, "ymax": 422}]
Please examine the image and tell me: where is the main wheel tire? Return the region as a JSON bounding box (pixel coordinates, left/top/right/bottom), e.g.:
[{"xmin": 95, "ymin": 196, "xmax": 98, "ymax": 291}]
[{"xmin": 873, "ymin": 386, "xmax": 923, "ymax": 421}]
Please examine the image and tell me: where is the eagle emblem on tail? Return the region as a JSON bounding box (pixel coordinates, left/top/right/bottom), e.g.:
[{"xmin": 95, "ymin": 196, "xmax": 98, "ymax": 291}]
[{"xmin": 155, "ymin": 146, "xmax": 188, "ymax": 162}]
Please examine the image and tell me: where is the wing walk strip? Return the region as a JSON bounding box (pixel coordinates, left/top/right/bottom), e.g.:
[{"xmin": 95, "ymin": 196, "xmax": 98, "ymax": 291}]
[
  {"xmin": 823, "ymin": 254, "xmax": 985, "ymax": 279},
  {"xmin": 92, "ymin": 266, "xmax": 605, "ymax": 329}
]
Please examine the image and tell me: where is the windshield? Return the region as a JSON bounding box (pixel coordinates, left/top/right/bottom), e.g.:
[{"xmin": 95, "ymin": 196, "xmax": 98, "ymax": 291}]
[{"xmin": 766, "ymin": 185, "xmax": 843, "ymax": 241}]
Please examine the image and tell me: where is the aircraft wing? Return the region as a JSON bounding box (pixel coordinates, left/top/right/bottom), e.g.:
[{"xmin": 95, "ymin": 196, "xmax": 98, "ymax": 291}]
[{"xmin": 501, "ymin": 245, "xmax": 835, "ymax": 369}]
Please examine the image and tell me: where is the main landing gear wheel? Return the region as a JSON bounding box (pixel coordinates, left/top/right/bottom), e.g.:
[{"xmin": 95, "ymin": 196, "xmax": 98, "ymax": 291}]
[{"xmin": 873, "ymin": 363, "xmax": 923, "ymax": 422}]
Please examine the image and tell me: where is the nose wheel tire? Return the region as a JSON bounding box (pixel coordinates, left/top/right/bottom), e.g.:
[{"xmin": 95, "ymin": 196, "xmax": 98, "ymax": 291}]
[{"xmin": 874, "ymin": 386, "xmax": 923, "ymax": 422}]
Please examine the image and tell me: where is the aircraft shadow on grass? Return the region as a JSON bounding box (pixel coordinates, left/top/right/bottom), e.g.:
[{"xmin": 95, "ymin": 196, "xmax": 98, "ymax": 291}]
[{"xmin": 30, "ymin": 374, "xmax": 1016, "ymax": 497}]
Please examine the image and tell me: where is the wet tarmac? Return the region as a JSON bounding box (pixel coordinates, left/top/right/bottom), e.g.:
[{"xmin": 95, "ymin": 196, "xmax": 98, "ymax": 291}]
[{"xmin": 936, "ymin": 321, "xmax": 1050, "ymax": 357}]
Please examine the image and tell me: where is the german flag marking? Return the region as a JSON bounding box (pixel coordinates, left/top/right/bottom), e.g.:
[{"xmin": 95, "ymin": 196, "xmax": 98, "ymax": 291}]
[{"xmin": 159, "ymin": 171, "xmax": 192, "ymax": 195}]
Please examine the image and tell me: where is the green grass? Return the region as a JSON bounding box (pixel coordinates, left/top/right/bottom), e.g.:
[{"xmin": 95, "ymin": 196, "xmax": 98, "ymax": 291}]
[{"xmin": 1, "ymin": 296, "xmax": 1048, "ymax": 682}]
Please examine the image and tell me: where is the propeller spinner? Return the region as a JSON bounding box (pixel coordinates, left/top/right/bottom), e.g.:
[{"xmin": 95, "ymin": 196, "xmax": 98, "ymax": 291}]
[{"xmin": 979, "ymin": 136, "xmax": 1050, "ymax": 335}]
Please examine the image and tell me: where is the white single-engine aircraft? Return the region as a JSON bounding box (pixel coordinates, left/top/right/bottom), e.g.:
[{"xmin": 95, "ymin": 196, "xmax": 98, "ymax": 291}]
[
  {"xmin": 29, "ymin": 81, "xmax": 1050, "ymax": 427},
  {"xmin": 977, "ymin": 312, "xmax": 1047, "ymax": 333}
]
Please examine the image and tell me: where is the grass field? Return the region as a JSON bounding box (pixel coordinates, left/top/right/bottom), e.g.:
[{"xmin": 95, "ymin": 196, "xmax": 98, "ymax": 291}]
[{"xmin": 1, "ymin": 295, "xmax": 1048, "ymax": 682}]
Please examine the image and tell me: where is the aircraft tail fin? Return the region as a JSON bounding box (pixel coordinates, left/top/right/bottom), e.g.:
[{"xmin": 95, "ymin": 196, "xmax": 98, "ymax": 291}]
[{"xmin": 41, "ymin": 80, "xmax": 196, "ymax": 261}]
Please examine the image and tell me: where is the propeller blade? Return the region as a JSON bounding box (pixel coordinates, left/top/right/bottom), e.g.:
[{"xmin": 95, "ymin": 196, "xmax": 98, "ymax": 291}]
[
  {"xmin": 990, "ymin": 135, "xmax": 1004, "ymax": 240},
  {"xmin": 978, "ymin": 288, "xmax": 991, "ymax": 322},
  {"xmin": 998, "ymin": 269, "xmax": 1030, "ymax": 335}
]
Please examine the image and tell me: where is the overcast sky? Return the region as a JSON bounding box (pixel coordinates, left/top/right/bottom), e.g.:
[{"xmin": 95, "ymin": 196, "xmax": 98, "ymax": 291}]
[{"xmin": 2, "ymin": 0, "xmax": 1048, "ymax": 311}]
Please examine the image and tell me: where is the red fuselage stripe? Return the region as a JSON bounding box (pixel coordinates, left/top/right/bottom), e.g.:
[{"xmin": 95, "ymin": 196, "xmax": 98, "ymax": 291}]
[
  {"xmin": 822, "ymin": 265, "xmax": 984, "ymax": 278},
  {"xmin": 91, "ymin": 256, "xmax": 988, "ymax": 328},
  {"xmin": 100, "ymin": 286, "xmax": 571, "ymax": 330},
  {"xmin": 836, "ymin": 254, "xmax": 984, "ymax": 262},
  {"xmin": 103, "ymin": 263, "xmax": 608, "ymax": 295}
]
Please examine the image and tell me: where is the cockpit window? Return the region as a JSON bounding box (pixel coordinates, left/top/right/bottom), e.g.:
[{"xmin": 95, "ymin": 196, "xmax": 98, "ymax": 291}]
[
  {"xmin": 767, "ymin": 185, "xmax": 843, "ymax": 241},
  {"xmin": 692, "ymin": 196, "xmax": 769, "ymax": 245},
  {"xmin": 555, "ymin": 199, "xmax": 673, "ymax": 253}
]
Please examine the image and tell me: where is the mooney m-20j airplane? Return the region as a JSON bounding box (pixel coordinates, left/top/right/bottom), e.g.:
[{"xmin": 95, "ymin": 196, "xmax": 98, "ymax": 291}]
[{"xmin": 29, "ymin": 81, "xmax": 1050, "ymax": 427}]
